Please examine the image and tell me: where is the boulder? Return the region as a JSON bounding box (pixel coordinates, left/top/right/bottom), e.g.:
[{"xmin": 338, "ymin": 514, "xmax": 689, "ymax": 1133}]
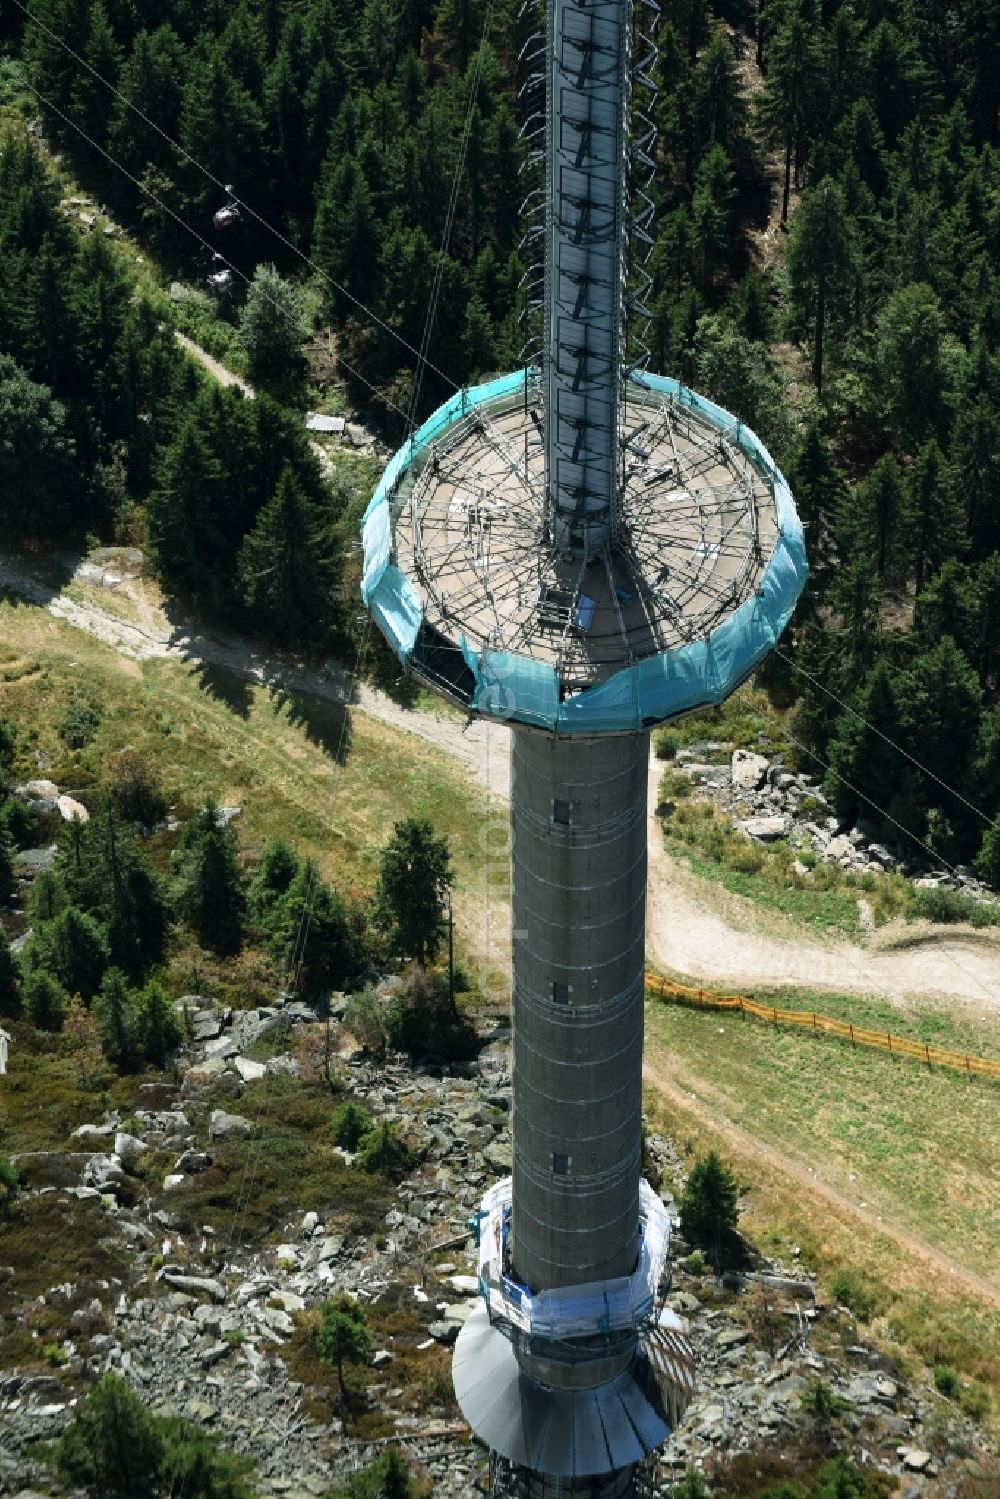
[
  {"xmin": 825, "ymin": 834, "xmax": 854, "ymax": 861},
  {"xmin": 898, "ymin": 1449, "xmax": 932, "ymax": 1473},
  {"xmin": 731, "ymin": 750, "xmax": 769, "ymax": 790},
  {"xmin": 209, "ymin": 1110, "xmax": 252, "ymax": 1141},
  {"xmin": 22, "ymin": 779, "xmax": 59, "ymax": 800},
  {"xmin": 233, "ymin": 1056, "xmax": 266, "ymax": 1082},
  {"xmin": 56, "ymin": 795, "xmax": 89, "ymax": 824},
  {"xmin": 162, "ymin": 1271, "xmax": 226, "ymax": 1303},
  {"xmin": 114, "ymin": 1132, "xmax": 146, "ymax": 1167},
  {"xmin": 740, "ymin": 816, "xmax": 788, "ymax": 841}
]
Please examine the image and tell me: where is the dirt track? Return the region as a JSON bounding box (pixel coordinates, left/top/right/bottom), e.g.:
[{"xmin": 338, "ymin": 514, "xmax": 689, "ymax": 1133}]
[{"xmin": 3, "ymin": 550, "xmax": 1000, "ymax": 1011}]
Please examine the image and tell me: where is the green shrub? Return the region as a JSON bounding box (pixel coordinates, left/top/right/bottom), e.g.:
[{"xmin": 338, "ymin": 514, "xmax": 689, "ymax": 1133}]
[
  {"xmin": 344, "ymin": 988, "xmax": 387, "ymax": 1058},
  {"xmin": 668, "ymin": 1472, "xmax": 712, "ymax": 1499},
  {"xmin": 801, "ymin": 1378, "xmax": 849, "ymax": 1427},
  {"xmin": 315, "ymin": 1294, "xmax": 373, "ymax": 1396},
  {"xmin": 959, "ymin": 1381, "xmax": 991, "ymax": 1420},
  {"xmin": 384, "ymin": 967, "xmax": 478, "ymax": 1060},
  {"xmin": 655, "ymin": 728, "xmax": 681, "ymax": 760},
  {"xmin": 58, "ymin": 691, "xmax": 103, "ymax": 749},
  {"xmin": 354, "ymin": 1121, "xmax": 415, "ymax": 1179},
  {"xmin": 157, "ymin": 1415, "xmax": 254, "ymax": 1499},
  {"xmin": 934, "ymin": 1364, "xmax": 960, "ymax": 1398},
  {"xmin": 828, "ymin": 1267, "xmax": 877, "ymax": 1321},
  {"xmin": 909, "ymin": 886, "xmax": 1000, "ymax": 927},
  {"xmin": 23, "ymin": 969, "xmax": 66, "ymax": 1032},
  {"xmin": 331, "ymin": 1100, "xmax": 373, "ymax": 1151}
]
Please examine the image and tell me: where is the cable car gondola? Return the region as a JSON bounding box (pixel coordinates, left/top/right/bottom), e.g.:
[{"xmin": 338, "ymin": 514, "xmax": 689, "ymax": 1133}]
[{"xmin": 213, "ymin": 184, "xmax": 239, "ymax": 232}]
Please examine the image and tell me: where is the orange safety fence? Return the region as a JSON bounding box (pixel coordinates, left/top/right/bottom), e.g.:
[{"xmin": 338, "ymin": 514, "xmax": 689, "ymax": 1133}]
[{"xmin": 644, "ymin": 973, "xmax": 1000, "ymax": 1082}]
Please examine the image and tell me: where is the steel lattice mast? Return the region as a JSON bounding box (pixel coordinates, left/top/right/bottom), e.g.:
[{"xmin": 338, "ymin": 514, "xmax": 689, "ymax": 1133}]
[{"xmin": 360, "ymin": 0, "xmax": 809, "ymax": 1485}]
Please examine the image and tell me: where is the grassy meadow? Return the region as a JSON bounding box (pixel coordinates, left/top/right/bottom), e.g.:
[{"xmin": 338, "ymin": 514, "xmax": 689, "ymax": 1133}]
[{"xmin": 644, "ymin": 980, "xmax": 1000, "ymax": 1413}]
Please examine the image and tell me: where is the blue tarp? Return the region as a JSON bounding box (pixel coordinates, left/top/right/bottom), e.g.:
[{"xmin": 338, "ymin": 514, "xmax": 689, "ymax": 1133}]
[{"xmin": 361, "ymin": 370, "xmax": 808, "ymax": 733}]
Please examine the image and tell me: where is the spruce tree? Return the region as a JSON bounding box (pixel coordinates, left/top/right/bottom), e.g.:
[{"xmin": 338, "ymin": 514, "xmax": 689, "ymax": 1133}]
[
  {"xmin": 839, "ymin": 454, "xmax": 907, "ymax": 583},
  {"xmin": 238, "ymin": 465, "xmax": 340, "ymax": 646},
  {"xmin": 906, "ymin": 440, "xmax": 967, "ymax": 593},
  {"xmin": 175, "ymin": 800, "xmax": 244, "ymax": 956},
  {"xmin": 94, "ymin": 967, "xmax": 137, "ymax": 1068},
  {"xmin": 374, "ymin": 818, "xmax": 453, "ymax": 967},
  {"xmin": 786, "ymin": 177, "xmax": 854, "ymax": 395}
]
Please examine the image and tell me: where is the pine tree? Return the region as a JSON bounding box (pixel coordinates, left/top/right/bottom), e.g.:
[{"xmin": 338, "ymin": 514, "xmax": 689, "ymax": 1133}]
[
  {"xmin": 0, "ymin": 355, "xmax": 75, "ymax": 536},
  {"xmin": 760, "ymin": 9, "xmax": 821, "ymax": 224},
  {"xmin": 234, "ymin": 265, "xmax": 309, "ymax": 393},
  {"xmin": 873, "ymin": 283, "xmax": 949, "ymax": 454},
  {"xmin": 782, "ymin": 421, "xmax": 845, "ymax": 586},
  {"xmin": 146, "ymin": 413, "xmax": 227, "ymax": 606},
  {"xmin": 24, "ymin": 969, "xmax": 66, "ymax": 1033},
  {"xmin": 905, "ymin": 440, "xmax": 966, "ymax": 593},
  {"xmin": 93, "ymin": 966, "xmax": 137, "ymax": 1067},
  {"xmin": 786, "ymin": 177, "xmax": 854, "ymax": 394},
  {"xmin": 134, "ymin": 981, "xmax": 181, "ymax": 1066},
  {"xmin": 838, "ymin": 453, "xmax": 906, "ymax": 582},
  {"xmin": 374, "ymin": 818, "xmax": 453, "ymax": 967},
  {"xmin": 691, "ymin": 144, "xmax": 735, "ymax": 295},
  {"xmin": 69, "ymin": 3, "xmax": 123, "ymax": 147},
  {"xmin": 238, "ymin": 465, "xmax": 340, "ymax": 646},
  {"xmin": 272, "ymin": 864, "xmax": 366, "ymax": 998},
  {"xmin": 949, "ymin": 396, "xmax": 1000, "ymax": 558},
  {"xmin": 679, "ymin": 1151, "xmax": 739, "ymax": 1269},
  {"xmin": 461, "ymin": 293, "xmax": 496, "ymax": 380},
  {"xmin": 316, "ymin": 1295, "xmax": 372, "ymax": 1399},
  {"xmin": 689, "ymin": 24, "xmax": 748, "ymax": 161},
  {"xmin": 825, "ymin": 660, "xmax": 911, "ymax": 828},
  {"xmin": 26, "ymin": 906, "xmax": 108, "ymax": 1004},
  {"xmin": 175, "ymin": 800, "xmax": 244, "ymax": 956}
]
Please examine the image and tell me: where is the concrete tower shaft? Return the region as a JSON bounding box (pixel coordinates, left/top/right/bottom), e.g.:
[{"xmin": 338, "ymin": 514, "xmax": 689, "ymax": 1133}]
[
  {"xmin": 543, "ymin": 0, "xmax": 631, "ymax": 557},
  {"xmin": 510, "ymin": 730, "xmax": 648, "ymax": 1296}
]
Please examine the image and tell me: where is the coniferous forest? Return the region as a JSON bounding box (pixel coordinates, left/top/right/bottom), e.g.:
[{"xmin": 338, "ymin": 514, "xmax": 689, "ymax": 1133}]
[{"xmin": 1, "ymin": 0, "xmax": 1000, "ymax": 880}]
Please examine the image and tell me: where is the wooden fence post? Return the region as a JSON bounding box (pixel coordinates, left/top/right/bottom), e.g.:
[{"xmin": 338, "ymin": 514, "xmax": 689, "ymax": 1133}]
[
  {"xmin": 849, "ymin": 1023, "xmax": 855, "ymax": 1048},
  {"xmin": 925, "ymin": 1043, "xmax": 931, "ymax": 1071}
]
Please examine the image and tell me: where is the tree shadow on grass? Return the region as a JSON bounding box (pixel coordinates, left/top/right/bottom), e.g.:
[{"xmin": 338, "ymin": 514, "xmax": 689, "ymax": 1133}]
[
  {"xmin": 269, "ymin": 686, "xmax": 353, "ymax": 765},
  {"xmin": 190, "ymin": 659, "xmax": 254, "ymax": 719}
]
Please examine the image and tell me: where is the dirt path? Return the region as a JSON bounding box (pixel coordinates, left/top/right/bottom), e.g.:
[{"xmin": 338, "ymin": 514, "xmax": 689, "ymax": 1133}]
[
  {"xmin": 642, "ymin": 1050, "xmax": 1000, "ymax": 1307},
  {"xmin": 173, "ymin": 331, "xmax": 254, "ymax": 397},
  {"xmin": 4, "ymin": 549, "xmax": 1000, "ymax": 1009},
  {"xmin": 645, "ymin": 765, "xmax": 1000, "ymax": 1010}
]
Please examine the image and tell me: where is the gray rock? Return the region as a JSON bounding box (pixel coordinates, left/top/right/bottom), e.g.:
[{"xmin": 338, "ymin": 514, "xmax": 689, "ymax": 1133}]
[
  {"xmin": 233, "ymin": 1056, "xmax": 266, "ymax": 1082},
  {"xmin": 740, "ymin": 816, "xmax": 788, "ymax": 841},
  {"xmin": 731, "ymin": 750, "xmax": 769, "ymax": 790},
  {"xmin": 825, "ymin": 834, "xmax": 854, "ymax": 861},
  {"xmin": 15, "ymin": 846, "xmax": 59, "ymax": 874},
  {"xmin": 898, "ymin": 1448, "xmax": 932, "ymax": 1473},
  {"xmin": 161, "ymin": 1272, "xmax": 226, "ymax": 1303},
  {"xmin": 716, "ymin": 1327, "xmax": 750, "ymax": 1350},
  {"xmin": 203, "ymin": 1036, "xmax": 238, "ymax": 1059},
  {"xmin": 22, "ymin": 779, "xmax": 59, "ymax": 800},
  {"xmin": 114, "ymin": 1132, "xmax": 146, "ymax": 1166},
  {"xmin": 209, "ymin": 1110, "xmax": 252, "ymax": 1141}
]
